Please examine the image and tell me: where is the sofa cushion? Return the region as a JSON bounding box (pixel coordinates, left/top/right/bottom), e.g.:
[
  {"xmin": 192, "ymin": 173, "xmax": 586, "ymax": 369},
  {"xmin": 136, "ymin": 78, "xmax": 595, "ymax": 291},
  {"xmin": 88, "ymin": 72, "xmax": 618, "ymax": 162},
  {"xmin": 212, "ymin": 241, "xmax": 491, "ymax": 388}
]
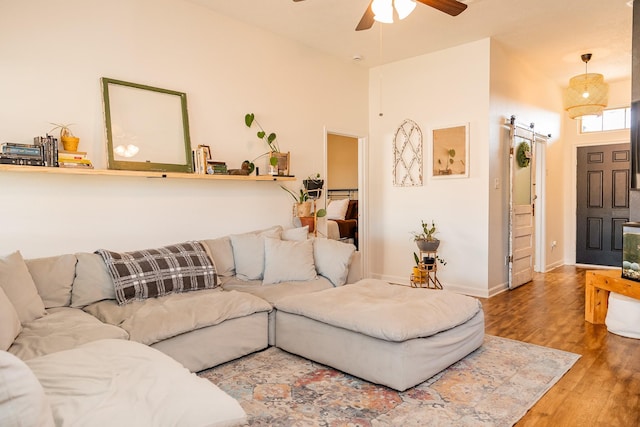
[
  {"xmin": 281, "ymin": 226, "xmax": 309, "ymax": 241},
  {"xmin": 25, "ymin": 254, "xmax": 77, "ymax": 309},
  {"xmin": 230, "ymin": 227, "xmax": 282, "ymax": 281},
  {"xmin": 26, "ymin": 339, "xmax": 247, "ymax": 427},
  {"xmin": 263, "ymin": 238, "xmax": 317, "ymax": 285},
  {"xmin": 8, "ymin": 307, "xmax": 129, "ymax": 361},
  {"xmin": 84, "ymin": 289, "xmax": 272, "ymax": 346},
  {"xmin": 0, "ymin": 251, "xmax": 46, "ymax": 323},
  {"xmin": 222, "ymin": 276, "xmax": 333, "ymax": 305},
  {"xmin": 313, "ymin": 238, "xmax": 356, "ymax": 286},
  {"xmin": 71, "ymin": 252, "xmax": 117, "ymax": 308},
  {"xmin": 0, "ymin": 287, "xmax": 21, "ymax": 351},
  {"xmin": 96, "ymin": 241, "xmax": 218, "ymax": 305},
  {"xmin": 0, "ymin": 351, "xmax": 55, "ymax": 427},
  {"xmin": 201, "ymin": 235, "xmax": 236, "ymax": 277}
]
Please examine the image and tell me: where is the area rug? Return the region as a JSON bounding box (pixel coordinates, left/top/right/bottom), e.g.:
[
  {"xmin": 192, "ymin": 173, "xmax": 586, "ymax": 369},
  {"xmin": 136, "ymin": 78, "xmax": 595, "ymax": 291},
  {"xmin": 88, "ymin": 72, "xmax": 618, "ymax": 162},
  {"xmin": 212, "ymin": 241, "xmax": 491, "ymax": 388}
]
[{"xmin": 199, "ymin": 335, "xmax": 580, "ymax": 426}]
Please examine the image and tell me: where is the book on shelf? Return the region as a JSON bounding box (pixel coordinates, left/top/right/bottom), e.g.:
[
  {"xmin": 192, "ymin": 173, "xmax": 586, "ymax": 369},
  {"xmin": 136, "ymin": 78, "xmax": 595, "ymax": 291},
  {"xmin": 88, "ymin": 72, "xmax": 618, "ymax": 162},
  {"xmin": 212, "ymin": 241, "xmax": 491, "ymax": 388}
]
[
  {"xmin": 207, "ymin": 160, "xmax": 227, "ymax": 174},
  {"xmin": 1, "ymin": 143, "xmax": 42, "ymax": 157},
  {"xmin": 58, "ymin": 159, "xmax": 94, "ymax": 169},
  {"xmin": 58, "ymin": 150, "xmax": 87, "ymax": 160}
]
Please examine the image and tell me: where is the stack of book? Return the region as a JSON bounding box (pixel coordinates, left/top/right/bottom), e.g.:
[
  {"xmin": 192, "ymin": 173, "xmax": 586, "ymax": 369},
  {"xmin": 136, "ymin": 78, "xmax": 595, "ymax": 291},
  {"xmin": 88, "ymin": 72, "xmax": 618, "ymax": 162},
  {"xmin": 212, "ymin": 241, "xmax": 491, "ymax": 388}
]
[
  {"xmin": 207, "ymin": 160, "xmax": 227, "ymax": 175},
  {"xmin": 0, "ymin": 142, "xmax": 44, "ymax": 166},
  {"xmin": 58, "ymin": 150, "xmax": 93, "ymax": 169},
  {"xmin": 33, "ymin": 135, "xmax": 59, "ymax": 167}
]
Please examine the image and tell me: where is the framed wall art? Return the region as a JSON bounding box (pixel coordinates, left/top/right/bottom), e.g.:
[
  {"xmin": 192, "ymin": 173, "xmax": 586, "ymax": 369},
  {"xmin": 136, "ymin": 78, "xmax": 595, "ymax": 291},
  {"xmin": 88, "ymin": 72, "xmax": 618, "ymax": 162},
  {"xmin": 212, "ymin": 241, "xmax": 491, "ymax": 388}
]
[
  {"xmin": 431, "ymin": 123, "xmax": 469, "ymax": 178},
  {"xmin": 101, "ymin": 77, "xmax": 193, "ymax": 173}
]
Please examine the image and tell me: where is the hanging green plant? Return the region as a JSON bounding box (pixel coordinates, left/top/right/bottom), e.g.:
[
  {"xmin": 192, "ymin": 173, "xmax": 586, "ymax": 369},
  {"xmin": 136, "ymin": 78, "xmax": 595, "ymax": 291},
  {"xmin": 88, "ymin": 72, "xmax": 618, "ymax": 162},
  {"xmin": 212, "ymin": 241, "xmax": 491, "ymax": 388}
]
[{"xmin": 516, "ymin": 141, "xmax": 531, "ymax": 168}]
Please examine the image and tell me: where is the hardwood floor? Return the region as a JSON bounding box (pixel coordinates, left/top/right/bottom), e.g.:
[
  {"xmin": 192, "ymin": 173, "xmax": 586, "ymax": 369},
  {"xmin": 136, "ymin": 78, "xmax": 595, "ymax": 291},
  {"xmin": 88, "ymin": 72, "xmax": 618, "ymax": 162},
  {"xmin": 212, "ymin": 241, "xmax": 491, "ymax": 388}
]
[{"xmin": 480, "ymin": 265, "xmax": 640, "ymax": 426}]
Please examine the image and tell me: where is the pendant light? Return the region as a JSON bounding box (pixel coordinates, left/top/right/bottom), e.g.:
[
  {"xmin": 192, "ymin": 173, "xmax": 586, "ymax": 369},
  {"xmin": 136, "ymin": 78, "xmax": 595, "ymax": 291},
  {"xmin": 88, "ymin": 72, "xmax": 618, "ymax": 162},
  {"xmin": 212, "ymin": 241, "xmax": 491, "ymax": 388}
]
[
  {"xmin": 372, "ymin": 0, "xmax": 417, "ymax": 24},
  {"xmin": 563, "ymin": 53, "xmax": 609, "ymax": 119}
]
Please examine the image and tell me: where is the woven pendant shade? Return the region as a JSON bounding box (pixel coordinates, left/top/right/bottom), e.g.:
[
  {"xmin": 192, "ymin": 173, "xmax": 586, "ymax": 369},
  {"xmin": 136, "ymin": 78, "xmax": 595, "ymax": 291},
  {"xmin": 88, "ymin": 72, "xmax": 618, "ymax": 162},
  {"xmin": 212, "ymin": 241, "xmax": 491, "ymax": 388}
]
[{"xmin": 563, "ymin": 54, "xmax": 609, "ymax": 119}]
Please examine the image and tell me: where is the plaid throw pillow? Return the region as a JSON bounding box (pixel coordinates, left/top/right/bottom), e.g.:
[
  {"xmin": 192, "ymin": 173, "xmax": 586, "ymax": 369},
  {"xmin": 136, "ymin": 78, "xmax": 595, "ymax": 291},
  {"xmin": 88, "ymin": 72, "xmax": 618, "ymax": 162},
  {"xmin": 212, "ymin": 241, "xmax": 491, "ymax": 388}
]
[{"xmin": 95, "ymin": 242, "xmax": 218, "ymax": 305}]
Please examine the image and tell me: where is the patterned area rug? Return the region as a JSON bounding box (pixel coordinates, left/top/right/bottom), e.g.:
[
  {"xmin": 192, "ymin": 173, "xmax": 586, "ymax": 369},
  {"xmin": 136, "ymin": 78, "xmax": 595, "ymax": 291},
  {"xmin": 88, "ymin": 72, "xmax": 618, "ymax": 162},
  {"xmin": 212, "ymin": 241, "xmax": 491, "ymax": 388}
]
[{"xmin": 199, "ymin": 335, "xmax": 580, "ymax": 426}]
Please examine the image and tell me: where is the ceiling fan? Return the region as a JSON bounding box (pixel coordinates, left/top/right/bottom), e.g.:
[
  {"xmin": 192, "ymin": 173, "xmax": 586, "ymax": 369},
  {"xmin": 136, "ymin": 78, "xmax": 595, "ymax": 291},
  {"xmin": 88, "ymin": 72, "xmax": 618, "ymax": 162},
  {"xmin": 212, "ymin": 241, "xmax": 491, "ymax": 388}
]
[{"xmin": 293, "ymin": 0, "xmax": 467, "ymax": 31}]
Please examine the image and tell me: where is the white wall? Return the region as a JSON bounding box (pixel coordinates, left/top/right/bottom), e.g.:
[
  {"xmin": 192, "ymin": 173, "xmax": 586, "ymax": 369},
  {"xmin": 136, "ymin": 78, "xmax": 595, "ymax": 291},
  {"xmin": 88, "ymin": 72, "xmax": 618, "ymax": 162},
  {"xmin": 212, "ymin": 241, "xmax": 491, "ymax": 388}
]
[
  {"xmin": 488, "ymin": 40, "xmax": 564, "ymax": 291},
  {"xmin": 0, "ymin": 0, "xmax": 368, "ymax": 258},
  {"xmin": 368, "ymin": 39, "xmax": 492, "ymax": 297},
  {"xmin": 562, "ymin": 79, "xmax": 632, "ymax": 265}
]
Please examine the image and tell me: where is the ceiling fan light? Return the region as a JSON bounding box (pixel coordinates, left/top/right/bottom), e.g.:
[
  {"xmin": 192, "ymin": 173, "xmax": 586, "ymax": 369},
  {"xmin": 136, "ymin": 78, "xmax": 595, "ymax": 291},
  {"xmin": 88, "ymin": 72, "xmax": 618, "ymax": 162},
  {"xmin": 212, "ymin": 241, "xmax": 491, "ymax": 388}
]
[
  {"xmin": 372, "ymin": 0, "xmax": 394, "ymax": 23},
  {"xmin": 394, "ymin": 0, "xmax": 416, "ymax": 20}
]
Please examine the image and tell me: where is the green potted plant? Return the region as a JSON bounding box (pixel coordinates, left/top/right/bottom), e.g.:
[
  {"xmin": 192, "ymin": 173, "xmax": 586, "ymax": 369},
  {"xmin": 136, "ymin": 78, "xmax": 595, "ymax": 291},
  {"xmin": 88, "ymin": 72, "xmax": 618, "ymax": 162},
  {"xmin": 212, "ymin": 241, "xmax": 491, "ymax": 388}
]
[
  {"xmin": 244, "ymin": 113, "xmax": 281, "ymax": 175},
  {"xmin": 281, "ymin": 185, "xmax": 312, "ymax": 217},
  {"xmin": 412, "ymin": 252, "xmax": 427, "ymax": 283},
  {"xmin": 303, "ymin": 173, "xmax": 324, "ymax": 199},
  {"xmin": 49, "ymin": 122, "xmax": 79, "ymax": 151},
  {"xmin": 412, "ymin": 220, "xmax": 440, "ymax": 252}
]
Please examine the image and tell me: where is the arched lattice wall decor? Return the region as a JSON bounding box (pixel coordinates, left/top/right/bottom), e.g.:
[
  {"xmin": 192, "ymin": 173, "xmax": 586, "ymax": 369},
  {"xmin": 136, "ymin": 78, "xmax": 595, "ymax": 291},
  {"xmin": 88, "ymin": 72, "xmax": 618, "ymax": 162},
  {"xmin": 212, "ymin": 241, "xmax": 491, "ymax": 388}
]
[{"xmin": 393, "ymin": 119, "xmax": 423, "ymax": 186}]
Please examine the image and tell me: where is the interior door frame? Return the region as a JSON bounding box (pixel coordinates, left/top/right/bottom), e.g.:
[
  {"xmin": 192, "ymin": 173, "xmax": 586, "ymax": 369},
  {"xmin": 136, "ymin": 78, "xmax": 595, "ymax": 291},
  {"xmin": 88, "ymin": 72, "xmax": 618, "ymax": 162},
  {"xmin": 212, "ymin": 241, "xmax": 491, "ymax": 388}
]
[{"xmin": 324, "ymin": 127, "xmax": 368, "ymax": 278}]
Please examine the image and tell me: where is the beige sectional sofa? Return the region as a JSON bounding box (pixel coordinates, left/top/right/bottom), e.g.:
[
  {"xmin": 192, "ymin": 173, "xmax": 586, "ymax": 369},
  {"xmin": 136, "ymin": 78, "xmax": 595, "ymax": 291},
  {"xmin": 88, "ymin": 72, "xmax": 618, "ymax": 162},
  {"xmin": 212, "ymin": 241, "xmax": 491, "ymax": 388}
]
[{"xmin": 0, "ymin": 225, "xmax": 359, "ymax": 426}]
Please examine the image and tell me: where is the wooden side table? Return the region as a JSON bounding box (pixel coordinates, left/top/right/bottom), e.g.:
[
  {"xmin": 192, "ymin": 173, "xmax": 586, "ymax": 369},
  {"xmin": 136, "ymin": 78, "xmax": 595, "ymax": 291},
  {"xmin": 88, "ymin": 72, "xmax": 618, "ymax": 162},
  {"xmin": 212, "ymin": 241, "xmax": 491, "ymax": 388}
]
[{"xmin": 585, "ymin": 269, "xmax": 640, "ymax": 324}]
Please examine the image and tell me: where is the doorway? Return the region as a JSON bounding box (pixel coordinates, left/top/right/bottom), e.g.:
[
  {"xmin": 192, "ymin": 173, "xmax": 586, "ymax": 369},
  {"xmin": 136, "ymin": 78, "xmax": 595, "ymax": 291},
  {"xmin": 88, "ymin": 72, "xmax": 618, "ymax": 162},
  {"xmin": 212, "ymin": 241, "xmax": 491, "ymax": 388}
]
[
  {"xmin": 325, "ymin": 129, "xmax": 366, "ymax": 275},
  {"xmin": 576, "ymin": 143, "xmax": 630, "ymax": 266}
]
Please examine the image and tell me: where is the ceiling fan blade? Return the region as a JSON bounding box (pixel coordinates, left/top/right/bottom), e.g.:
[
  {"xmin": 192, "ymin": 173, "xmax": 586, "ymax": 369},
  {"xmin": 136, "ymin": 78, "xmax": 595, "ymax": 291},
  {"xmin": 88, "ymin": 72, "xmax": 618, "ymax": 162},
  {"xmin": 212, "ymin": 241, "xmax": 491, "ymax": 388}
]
[
  {"xmin": 356, "ymin": 0, "xmax": 375, "ymax": 31},
  {"xmin": 417, "ymin": 0, "xmax": 467, "ymax": 16}
]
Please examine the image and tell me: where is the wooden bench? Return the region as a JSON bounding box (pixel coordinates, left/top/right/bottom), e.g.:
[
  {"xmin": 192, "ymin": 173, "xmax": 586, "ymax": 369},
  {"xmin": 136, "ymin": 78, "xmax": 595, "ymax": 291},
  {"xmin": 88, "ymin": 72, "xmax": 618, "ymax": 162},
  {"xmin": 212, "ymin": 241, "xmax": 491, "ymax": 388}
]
[{"xmin": 585, "ymin": 269, "xmax": 640, "ymax": 324}]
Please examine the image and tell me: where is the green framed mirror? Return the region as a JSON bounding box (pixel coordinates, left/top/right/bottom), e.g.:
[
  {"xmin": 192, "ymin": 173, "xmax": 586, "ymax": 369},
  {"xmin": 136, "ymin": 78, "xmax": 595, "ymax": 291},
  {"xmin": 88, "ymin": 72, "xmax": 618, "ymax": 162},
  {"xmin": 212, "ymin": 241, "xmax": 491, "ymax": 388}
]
[{"xmin": 101, "ymin": 78, "xmax": 193, "ymax": 172}]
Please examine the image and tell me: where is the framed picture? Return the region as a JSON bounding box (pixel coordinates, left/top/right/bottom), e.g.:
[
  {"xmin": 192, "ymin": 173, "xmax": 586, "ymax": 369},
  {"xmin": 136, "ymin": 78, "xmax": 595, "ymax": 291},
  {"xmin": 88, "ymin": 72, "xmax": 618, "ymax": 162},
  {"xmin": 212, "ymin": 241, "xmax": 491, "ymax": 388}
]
[
  {"xmin": 101, "ymin": 77, "xmax": 193, "ymax": 173},
  {"xmin": 431, "ymin": 123, "xmax": 469, "ymax": 178},
  {"xmin": 270, "ymin": 151, "xmax": 290, "ymax": 176}
]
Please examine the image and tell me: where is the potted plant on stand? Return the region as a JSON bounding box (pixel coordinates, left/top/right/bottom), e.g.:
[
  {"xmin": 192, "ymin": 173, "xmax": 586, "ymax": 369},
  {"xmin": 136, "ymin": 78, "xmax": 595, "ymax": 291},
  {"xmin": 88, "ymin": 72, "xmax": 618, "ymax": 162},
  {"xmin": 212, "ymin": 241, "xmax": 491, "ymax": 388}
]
[
  {"xmin": 281, "ymin": 184, "xmax": 326, "ymax": 234},
  {"xmin": 244, "ymin": 113, "xmax": 287, "ymax": 175},
  {"xmin": 412, "ymin": 220, "xmax": 441, "ymax": 252}
]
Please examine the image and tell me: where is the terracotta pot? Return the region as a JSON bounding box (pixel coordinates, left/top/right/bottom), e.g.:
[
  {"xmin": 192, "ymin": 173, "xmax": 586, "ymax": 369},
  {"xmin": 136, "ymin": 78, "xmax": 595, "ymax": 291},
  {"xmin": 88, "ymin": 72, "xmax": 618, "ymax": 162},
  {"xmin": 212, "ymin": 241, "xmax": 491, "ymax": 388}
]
[
  {"xmin": 296, "ymin": 201, "xmax": 312, "ymax": 217},
  {"xmin": 299, "ymin": 216, "xmax": 315, "ymax": 233}
]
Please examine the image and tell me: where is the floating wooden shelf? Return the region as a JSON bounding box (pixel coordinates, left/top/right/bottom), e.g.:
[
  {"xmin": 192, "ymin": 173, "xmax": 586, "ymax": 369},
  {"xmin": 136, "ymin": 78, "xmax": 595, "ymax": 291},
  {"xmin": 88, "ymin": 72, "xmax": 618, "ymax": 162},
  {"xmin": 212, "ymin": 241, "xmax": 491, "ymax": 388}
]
[{"xmin": 0, "ymin": 164, "xmax": 295, "ymax": 182}]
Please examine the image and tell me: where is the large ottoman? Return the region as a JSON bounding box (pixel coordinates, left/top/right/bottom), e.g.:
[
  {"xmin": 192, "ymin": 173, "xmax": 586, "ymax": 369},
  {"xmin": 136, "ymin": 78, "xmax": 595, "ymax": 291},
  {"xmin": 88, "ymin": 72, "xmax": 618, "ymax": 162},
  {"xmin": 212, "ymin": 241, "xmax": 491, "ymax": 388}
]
[{"xmin": 274, "ymin": 278, "xmax": 484, "ymax": 391}]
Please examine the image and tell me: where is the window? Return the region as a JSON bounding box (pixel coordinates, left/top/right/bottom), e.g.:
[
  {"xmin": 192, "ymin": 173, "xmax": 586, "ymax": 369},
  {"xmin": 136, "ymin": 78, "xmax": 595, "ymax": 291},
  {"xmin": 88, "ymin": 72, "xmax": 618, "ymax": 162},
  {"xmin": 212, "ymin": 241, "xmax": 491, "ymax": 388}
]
[{"xmin": 580, "ymin": 107, "xmax": 631, "ymax": 133}]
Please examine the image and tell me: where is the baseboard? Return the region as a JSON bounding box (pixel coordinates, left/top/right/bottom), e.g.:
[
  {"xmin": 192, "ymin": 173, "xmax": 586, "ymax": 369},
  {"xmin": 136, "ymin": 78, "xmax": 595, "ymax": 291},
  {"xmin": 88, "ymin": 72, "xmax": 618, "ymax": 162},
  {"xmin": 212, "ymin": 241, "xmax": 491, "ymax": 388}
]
[{"xmin": 543, "ymin": 260, "xmax": 564, "ymax": 272}]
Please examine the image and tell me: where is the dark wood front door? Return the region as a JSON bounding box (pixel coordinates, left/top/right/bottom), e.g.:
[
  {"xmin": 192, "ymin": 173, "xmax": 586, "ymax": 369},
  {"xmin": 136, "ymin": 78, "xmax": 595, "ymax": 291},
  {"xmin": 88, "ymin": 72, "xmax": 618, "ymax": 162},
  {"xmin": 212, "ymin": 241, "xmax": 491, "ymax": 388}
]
[{"xmin": 576, "ymin": 143, "xmax": 630, "ymax": 266}]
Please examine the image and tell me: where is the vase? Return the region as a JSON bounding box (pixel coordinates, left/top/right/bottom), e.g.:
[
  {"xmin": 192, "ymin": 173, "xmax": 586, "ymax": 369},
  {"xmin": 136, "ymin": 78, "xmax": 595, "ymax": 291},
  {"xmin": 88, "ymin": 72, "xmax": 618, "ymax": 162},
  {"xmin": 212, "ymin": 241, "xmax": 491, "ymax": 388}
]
[{"xmin": 416, "ymin": 238, "xmax": 440, "ymax": 252}]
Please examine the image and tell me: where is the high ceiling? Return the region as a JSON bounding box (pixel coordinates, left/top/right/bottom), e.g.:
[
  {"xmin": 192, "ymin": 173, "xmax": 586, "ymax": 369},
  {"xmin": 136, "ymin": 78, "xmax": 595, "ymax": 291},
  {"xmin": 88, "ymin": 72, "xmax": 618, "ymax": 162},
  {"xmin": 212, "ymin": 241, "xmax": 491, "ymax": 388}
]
[{"xmin": 189, "ymin": 0, "xmax": 633, "ymax": 87}]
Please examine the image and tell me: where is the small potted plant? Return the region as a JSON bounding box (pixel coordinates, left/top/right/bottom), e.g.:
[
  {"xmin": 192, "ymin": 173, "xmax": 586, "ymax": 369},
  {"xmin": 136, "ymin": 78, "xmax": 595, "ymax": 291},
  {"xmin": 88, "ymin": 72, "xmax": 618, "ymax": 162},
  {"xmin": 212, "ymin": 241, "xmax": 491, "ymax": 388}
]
[
  {"xmin": 303, "ymin": 173, "xmax": 324, "ymax": 199},
  {"xmin": 412, "ymin": 252, "xmax": 427, "ymax": 283},
  {"xmin": 49, "ymin": 122, "xmax": 79, "ymax": 151},
  {"xmin": 412, "ymin": 220, "xmax": 440, "ymax": 252},
  {"xmin": 244, "ymin": 113, "xmax": 283, "ymax": 175},
  {"xmin": 281, "ymin": 185, "xmax": 312, "ymax": 217}
]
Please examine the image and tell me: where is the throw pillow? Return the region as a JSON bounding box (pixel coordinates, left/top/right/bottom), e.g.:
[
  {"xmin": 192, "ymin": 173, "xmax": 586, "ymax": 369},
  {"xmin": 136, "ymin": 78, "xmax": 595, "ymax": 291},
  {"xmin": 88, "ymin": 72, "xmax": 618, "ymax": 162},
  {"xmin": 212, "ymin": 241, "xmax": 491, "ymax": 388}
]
[
  {"xmin": 313, "ymin": 238, "xmax": 356, "ymax": 286},
  {"xmin": 96, "ymin": 241, "xmax": 218, "ymax": 305},
  {"xmin": 201, "ymin": 236, "xmax": 235, "ymax": 277},
  {"xmin": 0, "ymin": 287, "xmax": 21, "ymax": 351},
  {"xmin": 0, "ymin": 251, "xmax": 46, "ymax": 324},
  {"xmin": 263, "ymin": 238, "xmax": 317, "ymax": 285},
  {"xmin": 0, "ymin": 351, "xmax": 55, "ymax": 427},
  {"xmin": 229, "ymin": 227, "xmax": 282, "ymax": 281},
  {"xmin": 326, "ymin": 198, "xmax": 350, "ymax": 220},
  {"xmin": 282, "ymin": 226, "xmax": 309, "ymax": 241},
  {"xmin": 229, "ymin": 234, "xmax": 265, "ymax": 281},
  {"xmin": 25, "ymin": 254, "xmax": 77, "ymax": 309},
  {"xmin": 71, "ymin": 253, "xmax": 118, "ymax": 308}
]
